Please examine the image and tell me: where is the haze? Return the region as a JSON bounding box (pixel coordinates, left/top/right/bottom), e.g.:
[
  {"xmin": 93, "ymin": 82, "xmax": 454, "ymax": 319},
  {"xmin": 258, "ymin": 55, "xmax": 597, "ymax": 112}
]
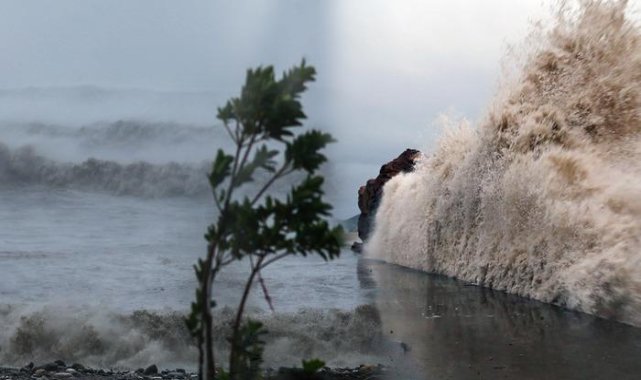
[{"xmin": 0, "ymin": 0, "xmax": 551, "ymax": 216}]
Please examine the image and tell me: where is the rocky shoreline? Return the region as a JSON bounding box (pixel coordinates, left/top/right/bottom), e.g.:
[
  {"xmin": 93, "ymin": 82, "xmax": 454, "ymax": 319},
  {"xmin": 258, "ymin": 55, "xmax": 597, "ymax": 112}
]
[
  {"xmin": 0, "ymin": 361, "xmax": 388, "ymax": 380},
  {"xmin": 352, "ymin": 149, "xmax": 420, "ymax": 253}
]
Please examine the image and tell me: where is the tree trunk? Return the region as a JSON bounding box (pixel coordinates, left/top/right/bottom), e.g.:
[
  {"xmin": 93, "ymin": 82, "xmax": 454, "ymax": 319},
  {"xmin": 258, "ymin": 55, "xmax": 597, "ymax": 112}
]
[{"xmin": 201, "ymin": 245, "xmax": 216, "ymax": 380}]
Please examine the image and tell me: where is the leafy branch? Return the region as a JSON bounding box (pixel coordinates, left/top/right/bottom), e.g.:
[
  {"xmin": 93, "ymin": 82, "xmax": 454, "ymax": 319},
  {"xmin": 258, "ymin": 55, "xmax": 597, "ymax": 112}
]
[{"xmin": 186, "ymin": 60, "xmax": 343, "ymax": 380}]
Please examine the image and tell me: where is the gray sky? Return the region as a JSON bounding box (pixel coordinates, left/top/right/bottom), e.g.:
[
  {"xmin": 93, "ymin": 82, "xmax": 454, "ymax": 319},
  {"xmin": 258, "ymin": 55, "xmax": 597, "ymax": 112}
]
[
  {"xmin": 0, "ymin": 0, "xmax": 552, "ymax": 216},
  {"xmin": 0, "ymin": 0, "xmax": 547, "ymax": 91}
]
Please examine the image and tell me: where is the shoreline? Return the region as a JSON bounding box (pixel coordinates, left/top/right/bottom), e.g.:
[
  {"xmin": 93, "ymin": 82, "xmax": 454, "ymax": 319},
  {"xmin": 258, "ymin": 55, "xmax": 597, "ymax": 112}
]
[{"xmin": 0, "ymin": 361, "xmax": 388, "ymax": 380}]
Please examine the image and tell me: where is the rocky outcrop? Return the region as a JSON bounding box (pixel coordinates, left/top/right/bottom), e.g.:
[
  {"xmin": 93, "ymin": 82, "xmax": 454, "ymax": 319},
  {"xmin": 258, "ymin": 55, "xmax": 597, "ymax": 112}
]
[{"xmin": 357, "ymin": 149, "xmax": 421, "ymax": 244}]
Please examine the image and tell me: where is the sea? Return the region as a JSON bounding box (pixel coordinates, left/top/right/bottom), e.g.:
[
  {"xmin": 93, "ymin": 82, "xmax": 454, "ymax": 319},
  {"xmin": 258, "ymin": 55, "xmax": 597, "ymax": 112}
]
[{"xmin": 3, "ymin": 2, "xmax": 641, "ymax": 379}]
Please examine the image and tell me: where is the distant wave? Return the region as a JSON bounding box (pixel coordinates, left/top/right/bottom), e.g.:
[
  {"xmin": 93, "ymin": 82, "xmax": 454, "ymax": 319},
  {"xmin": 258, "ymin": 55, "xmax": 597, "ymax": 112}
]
[
  {"xmin": 0, "ymin": 143, "xmax": 210, "ymax": 197},
  {"xmin": 367, "ymin": 1, "xmax": 641, "ymax": 326},
  {"xmin": 2, "ymin": 120, "xmax": 220, "ymax": 148},
  {"xmin": 0, "ymin": 305, "xmax": 389, "ymax": 370}
]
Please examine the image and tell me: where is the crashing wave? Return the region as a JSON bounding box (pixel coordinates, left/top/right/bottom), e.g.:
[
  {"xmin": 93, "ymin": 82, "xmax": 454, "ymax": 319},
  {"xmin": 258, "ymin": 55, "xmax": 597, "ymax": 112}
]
[
  {"xmin": 0, "ymin": 304, "xmax": 388, "ymax": 370},
  {"xmin": 0, "ymin": 143, "xmax": 210, "ymax": 197},
  {"xmin": 367, "ymin": 1, "xmax": 641, "ymax": 326}
]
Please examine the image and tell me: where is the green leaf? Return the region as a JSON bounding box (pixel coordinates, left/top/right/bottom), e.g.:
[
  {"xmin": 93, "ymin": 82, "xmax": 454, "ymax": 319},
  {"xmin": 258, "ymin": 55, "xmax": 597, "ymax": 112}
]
[
  {"xmin": 216, "ymin": 368, "xmax": 230, "ymax": 380},
  {"xmin": 215, "ymin": 60, "xmax": 318, "ymax": 144},
  {"xmin": 233, "ymin": 145, "xmax": 279, "ymax": 187},
  {"xmin": 217, "ymin": 101, "xmax": 234, "ymax": 124},
  {"xmin": 302, "ymin": 359, "xmax": 325, "ymax": 375},
  {"xmin": 285, "ymin": 130, "xmax": 335, "ymax": 173},
  {"xmin": 209, "ymin": 149, "xmax": 234, "ymax": 189},
  {"xmin": 232, "ymin": 320, "xmax": 268, "ymax": 380}
]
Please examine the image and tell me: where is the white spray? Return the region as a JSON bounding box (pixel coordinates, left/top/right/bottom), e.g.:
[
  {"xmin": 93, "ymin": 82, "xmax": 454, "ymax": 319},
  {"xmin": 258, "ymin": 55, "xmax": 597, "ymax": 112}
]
[{"xmin": 367, "ymin": 0, "xmax": 641, "ymax": 326}]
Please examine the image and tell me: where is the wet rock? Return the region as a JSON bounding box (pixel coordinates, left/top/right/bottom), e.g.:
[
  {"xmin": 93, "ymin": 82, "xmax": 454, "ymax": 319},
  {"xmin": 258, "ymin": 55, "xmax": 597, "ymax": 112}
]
[
  {"xmin": 33, "ymin": 368, "xmax": 46, "ymax": 377},
  {"xmin": 350, "ymin": 241, "xmax": 363, "ymax": 253},
  {"xmin": 70, "ymin": 363, "xmax": 85, "ymax": 371},
  {"xmin": 54, "ymin": 360, "xmax": 66, "ymax": 368},
  {"xmin": 20, "ymin": 362, "xmax": 33, "ymax": 372},
  {"xmin": 2, "ymin": 365, "xmax": 386, "ymax": 380},
  {"xmin": 144, "ymin": 364, "xmax": 159, "ymax": 375},
  {"xmin": 356, "ymin": 149, "xmax": 421, "ymax": 244},
  {"xmin": 37, "ymin": 362, "xmax": 60, "ymax": 372}
]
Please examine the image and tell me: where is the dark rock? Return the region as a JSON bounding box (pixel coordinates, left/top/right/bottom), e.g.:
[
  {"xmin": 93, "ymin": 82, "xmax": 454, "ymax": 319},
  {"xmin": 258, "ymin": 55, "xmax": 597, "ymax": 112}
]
[
  {"xmin": 175, "ymin": 368, "xmax": 186, "ymax": 373},
  {"xmin": 54, "ymin": 360, "xmax": 66, "ymax": 368},
  {"xmin": 275, "ymin": 367, "xmax": 314, "ymax": 380},
  {"xmin": 144, "ymin": 364, "xmax": 159, "ymax": 375},
  {"xmin": 135, "ymin": 368, "xmax": 145, "ymax": 374},
  {"xmin": 357, "ymin": 149, "xmax": 420, "ymax": 242},
  {"xmin": 350, "ymin": 241, "xmax": 363, "ymax": 253},
  {"xmin": 34, "ymin": 368, "xmax": 47, "ymax": 377},
  {"xmin": 70, "ymin": 363, "xmax": 85, "ymax": 371},
  {"xmin": 20, "ymin": 362, "xmax": 34, "ymax": 372},
  {"xmin": 38, "ymin": 362, "xmax": 60, "ymax": 371}
]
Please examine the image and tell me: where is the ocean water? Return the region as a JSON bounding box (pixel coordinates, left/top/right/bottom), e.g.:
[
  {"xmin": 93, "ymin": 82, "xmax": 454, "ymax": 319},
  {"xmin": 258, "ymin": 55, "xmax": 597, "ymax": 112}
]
[
  {"xmin": 2, "ymin": 152, "xmax": 641, "ymax": 378},
  {"xmin": 0, "ymin": 188, "xmax": 364, "ymax": 313},
  {"xmin": 0, "ymin": 117, "xmax": 382, "ymax": 369}
]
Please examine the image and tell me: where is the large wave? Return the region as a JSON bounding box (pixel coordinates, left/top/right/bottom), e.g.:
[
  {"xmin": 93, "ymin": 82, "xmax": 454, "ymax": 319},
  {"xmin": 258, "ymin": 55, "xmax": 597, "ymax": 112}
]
[
  {"xmin": 2, "ymin": 120, "xmax": 219, "ymax": 148},
  {"xmin": 0, "ymin": 143, "xmax": 210, "ymax": 197},
  {"xmin": 0, "ymin": 304, "xmax": 389, "ymax": 370},
  {"xmin": 367, "ymin": 1, "xmax": 641, "ymax": 326}
]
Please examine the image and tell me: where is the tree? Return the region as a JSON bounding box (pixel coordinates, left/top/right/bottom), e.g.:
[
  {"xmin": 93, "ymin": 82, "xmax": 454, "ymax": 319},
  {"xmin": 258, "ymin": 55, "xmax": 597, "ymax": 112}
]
[{"xmin": 185, "ymin": 60, "xmax": 343, "ymax": 380}]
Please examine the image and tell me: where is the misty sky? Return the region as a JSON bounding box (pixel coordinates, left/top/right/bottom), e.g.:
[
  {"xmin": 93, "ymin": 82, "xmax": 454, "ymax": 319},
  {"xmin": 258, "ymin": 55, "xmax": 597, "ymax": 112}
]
[
  {"xmin": 0, "ymin": 1, "xmax": 547, "ymax": 89},
  {"xmin": 0, "ymin": 0, "xmax": 553, "ymax": 216}
]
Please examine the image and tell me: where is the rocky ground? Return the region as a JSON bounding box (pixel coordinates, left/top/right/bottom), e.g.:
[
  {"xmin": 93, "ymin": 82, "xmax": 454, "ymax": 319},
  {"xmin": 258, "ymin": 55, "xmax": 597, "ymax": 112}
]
[{"xmin": 0, "ymin": 361, "xmax": 388, "ymax": 380}]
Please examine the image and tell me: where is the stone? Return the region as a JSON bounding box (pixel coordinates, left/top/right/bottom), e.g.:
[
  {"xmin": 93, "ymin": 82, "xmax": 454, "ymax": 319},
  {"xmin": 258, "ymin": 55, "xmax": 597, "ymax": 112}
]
[
  {"xmin": 356, "ymin": 149, "xmax": 421, "ymax": 243},
  {"xmin": 54, "ymin": 360, "xmax": 66, "ymax": 368},
  {"xmin": 143, "ymin": 364, "xmax": 159, "ymax": 376},
  {"xmin": 38, "ymin": 362, "xmax": 60, "ymax": 372},
  {"xmin": 33, "ymin": 369, "xmax": 46, "ymax": 377},
  {"xmin": 70, "ymin": 363, "xmax": 85, "ymax": 371},
  {"xmin": 52, "ymin": 372, "xmax": 72, "ymax": 379}
]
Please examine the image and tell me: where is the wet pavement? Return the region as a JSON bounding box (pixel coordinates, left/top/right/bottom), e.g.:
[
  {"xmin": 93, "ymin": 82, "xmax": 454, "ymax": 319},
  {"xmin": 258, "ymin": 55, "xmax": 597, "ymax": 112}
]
[{"xmin": 359, "ymin": 259, "xmax": 641, "ymax": 380}]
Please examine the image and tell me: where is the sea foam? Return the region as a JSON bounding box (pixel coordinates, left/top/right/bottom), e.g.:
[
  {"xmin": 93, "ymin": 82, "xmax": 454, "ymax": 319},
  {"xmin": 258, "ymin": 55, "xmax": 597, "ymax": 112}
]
[{"xmin": 367, "ymin": 0, "xmax": 641, "ymax": 326}]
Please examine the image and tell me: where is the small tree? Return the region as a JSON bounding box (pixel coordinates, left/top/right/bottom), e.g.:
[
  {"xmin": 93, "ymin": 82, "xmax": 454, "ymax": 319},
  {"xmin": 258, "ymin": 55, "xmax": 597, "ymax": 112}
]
[{"xmin": 185, "ymin": 60, "xmax": 343, "ymax": 380}]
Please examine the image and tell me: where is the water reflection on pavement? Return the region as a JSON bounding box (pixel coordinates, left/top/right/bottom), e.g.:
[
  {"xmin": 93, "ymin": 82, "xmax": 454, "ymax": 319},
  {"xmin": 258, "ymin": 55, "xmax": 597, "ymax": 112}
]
[{"xmin": 358, "ymin": 259, "xmax": 641, "ymax": 380}]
